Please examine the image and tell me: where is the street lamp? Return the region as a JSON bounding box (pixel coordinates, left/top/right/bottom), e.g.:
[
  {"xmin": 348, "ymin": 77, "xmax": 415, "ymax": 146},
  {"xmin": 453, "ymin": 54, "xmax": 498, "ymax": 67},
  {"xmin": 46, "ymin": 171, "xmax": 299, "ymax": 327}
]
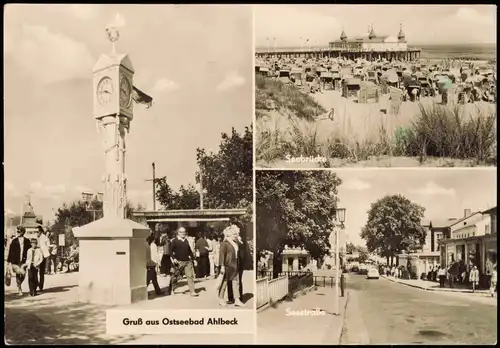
[
  {"xmin": 334, "ymin": 207, "xmax": 346, "ymax": 315},
  {"xmin": 82, "ymin": 191, "xmax": 103, "ymax": 221}
]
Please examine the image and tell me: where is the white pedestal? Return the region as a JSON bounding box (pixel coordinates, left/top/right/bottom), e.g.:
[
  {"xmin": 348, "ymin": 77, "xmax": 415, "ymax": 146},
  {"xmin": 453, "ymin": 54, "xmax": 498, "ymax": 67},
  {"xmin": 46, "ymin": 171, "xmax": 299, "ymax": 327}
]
[{"xmin": 73, "ymin": 217, "xmax": 151, "ymax": 306}]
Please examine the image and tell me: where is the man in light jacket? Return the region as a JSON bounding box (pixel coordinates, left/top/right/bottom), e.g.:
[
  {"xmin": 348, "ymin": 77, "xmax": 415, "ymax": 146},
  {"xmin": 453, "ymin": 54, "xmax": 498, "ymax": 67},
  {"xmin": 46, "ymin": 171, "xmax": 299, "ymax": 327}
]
[{"xmin": 36, "ymin": 226, "xmax": 51, "ymax": 292}]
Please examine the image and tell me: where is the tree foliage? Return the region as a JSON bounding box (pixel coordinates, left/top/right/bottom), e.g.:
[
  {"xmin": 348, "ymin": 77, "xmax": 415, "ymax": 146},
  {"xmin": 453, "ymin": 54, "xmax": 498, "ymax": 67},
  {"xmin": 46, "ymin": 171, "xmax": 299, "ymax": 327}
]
[
  {"xmin": 155, "ymin": 126, "xmax": 253, "ymax": 224},
  {"xmin": 155, "ymin": 179, "xmax": 200, "ymax": 210},
  {"xmin": 51, "ymin": 200, "xmax": 145, "ymax": 246},
  {"xmin": 346, "ymin": 242, "xmax": 370, "ymax": 263},
  {"xmin": 256, "ymin": 170, "xmax": 342, "ymax": 261},
  {"xmin": 361, "ymin": 195, "xmax": 426, "ymax": 261}
]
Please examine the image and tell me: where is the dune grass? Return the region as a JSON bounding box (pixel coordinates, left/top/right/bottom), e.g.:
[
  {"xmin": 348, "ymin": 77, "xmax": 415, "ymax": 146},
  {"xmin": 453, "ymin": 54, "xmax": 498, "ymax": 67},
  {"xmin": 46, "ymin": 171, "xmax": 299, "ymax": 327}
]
[
  {"xmin": 256, "ymin": 98, "xmax": 497, "ymax": 166},
  {"xmin": 255, "ymin": 75, "xmax": 325, "ymax": 121}
]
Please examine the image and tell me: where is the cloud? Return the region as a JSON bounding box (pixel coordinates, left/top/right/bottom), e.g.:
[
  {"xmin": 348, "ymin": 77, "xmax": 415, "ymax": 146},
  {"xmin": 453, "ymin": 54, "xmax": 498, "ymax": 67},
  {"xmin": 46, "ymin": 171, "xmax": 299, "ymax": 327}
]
[
  {"xmin": 68, "ymin": 4, "xmax": 99, "ymax": 20},
  {"xmin": 5, "ymin": 181, "xmax": 22, "ymax": 198},
  {"xmin": 408, "ymin": 181, "xmax": 455, "ymax": 196},
  {"xmin": 74, "ymin": 185, "xmax": 92, "ymax": 193},
  {"xmin": 217, "ymin": 72, "xmax": 245, "ymax": 91},
  {"xmin": 45, "ymin": 184, "xmax": 66, "ymax": 195},
  {"xmin": 455, "ymin": 7, "xmax": 495, "ymax": 25},
  {"xmin": 5, "ymin": 182, "xmax": 16, "ymax": 192},
  {"xmin": 29, "ymin": 181, "xmax": 67, "ymax": 198},
  {"xmin": 4, "ymin": 208, "xmax": 17, "ymax": 215},
  {"xmin": 153, "ymin": 78, "xmax": 180, "ymax": 93},
  {"xmin": 255, "ymin": 6, "xmax": 340, "ymax": 47},
  {"xmin": 342, "ymin": 179, "xmax": 372, "ymax": 191},
  {"xmin": 10, "ymin": 25, "xmax": 94, "ymax": 83}
]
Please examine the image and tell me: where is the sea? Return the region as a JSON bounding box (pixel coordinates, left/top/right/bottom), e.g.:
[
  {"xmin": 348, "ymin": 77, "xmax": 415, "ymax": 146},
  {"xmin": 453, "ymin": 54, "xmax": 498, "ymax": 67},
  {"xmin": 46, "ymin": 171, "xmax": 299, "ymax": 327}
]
[
  {"xmin": 412, "ymin": 43, "xmax": 496, "ymax": 61},
  {"xmin": 256, "ymin": 43, "xmax": 497, "ymax": 62}
]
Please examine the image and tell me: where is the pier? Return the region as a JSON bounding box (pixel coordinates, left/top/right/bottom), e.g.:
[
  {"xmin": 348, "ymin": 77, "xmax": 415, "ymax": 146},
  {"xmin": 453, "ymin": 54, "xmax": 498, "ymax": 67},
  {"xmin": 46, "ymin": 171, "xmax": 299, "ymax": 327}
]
[{"xmin": 255, "ymin": 47, "xmax": 421, "ymax": 62}]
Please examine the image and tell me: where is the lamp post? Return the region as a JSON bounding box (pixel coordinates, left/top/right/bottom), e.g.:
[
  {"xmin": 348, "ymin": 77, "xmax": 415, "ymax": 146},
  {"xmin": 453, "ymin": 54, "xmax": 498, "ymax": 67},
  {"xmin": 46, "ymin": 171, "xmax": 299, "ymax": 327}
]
[
  {"xmin": 334, "ymin": 207, "xmax": 346, "ymax": 315},
  {"xmin": 81, "ymin": 191, "xmax": 103, "ymax": 221}
]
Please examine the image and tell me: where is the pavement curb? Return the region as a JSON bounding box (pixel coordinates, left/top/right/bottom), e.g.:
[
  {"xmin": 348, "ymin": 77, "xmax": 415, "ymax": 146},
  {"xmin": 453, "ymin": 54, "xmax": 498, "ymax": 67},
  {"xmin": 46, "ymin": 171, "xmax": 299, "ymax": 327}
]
[
  {"xmin": 381, "ymin": 275, "xmax": 488, "ymax": 294},
  {"xmin": 334, "ymin": 289, "xmax": 350, "ymax": 345},
  {"xmin": 256, "ymin": 284, "xmax": 318, "ymax": 313}
]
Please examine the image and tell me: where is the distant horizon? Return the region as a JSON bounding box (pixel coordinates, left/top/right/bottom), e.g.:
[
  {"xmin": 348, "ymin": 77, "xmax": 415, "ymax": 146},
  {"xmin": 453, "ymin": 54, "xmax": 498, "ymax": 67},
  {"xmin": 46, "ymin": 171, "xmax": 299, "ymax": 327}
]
[{"xmin": 256, "ymin": 42, "xmax": 497, "ymax": 49}]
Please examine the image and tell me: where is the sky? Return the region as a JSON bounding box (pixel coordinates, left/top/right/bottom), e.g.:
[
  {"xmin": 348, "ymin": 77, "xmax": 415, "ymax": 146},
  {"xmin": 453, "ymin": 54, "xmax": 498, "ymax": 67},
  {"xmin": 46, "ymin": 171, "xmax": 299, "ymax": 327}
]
[
  {"xmin": 255, "ymin": 5, "xmax": 497, "ymax": 47},
  {"xmin": 4, "ymin": 4, "xmax": 253, "ymax": 222},
  {"xmin": 336, "ymin": 169, "xmax": 497, "ymax": 247}
]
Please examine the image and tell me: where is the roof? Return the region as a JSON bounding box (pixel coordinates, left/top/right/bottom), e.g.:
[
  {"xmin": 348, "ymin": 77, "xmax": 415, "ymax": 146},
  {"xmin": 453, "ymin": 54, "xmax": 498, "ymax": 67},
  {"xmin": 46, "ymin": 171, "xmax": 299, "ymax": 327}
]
[
  {"xmin": 332, "ymin": 36, "xmax": 390, "ymax": 44},
  {"xmin": 430, "ymin": 212, "xmax": 482, "ymax": 229},
  {"xmin": 93, "ymin": 53, "xmax": 134, "ymax": 74},
  {"xmin": 446, "ymin": 212, "xmax": 481, "ymax": 227},
  {"xmin": 482, "ymin": 206, "xmax": 497, "ymax": 215},
  {"xmin": 132, "ymin": 209, "xmax": 247, "ymax": 220},
  {"xmin": 429, "ymin": 219, "xmax": 456, "ymax": 229}
]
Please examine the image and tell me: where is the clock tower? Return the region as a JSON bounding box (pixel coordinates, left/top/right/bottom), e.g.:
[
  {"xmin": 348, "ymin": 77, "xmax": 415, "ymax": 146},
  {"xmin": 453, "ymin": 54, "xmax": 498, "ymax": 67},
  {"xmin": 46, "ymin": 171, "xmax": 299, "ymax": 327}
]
[
  {"xmin": 93, "ymin": 53, "xmax": 134, "ymax": 120},
  {"xmin": 73, "ymin": 26, "xmax": 150, "ymax": 306}
]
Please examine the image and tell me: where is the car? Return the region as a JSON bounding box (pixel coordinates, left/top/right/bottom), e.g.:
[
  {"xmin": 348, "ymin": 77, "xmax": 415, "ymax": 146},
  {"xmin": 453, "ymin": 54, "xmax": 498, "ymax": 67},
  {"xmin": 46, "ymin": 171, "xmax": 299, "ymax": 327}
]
[{"xmin": 366, "ymin": 268, "xmax": 380, "ymax": 279}]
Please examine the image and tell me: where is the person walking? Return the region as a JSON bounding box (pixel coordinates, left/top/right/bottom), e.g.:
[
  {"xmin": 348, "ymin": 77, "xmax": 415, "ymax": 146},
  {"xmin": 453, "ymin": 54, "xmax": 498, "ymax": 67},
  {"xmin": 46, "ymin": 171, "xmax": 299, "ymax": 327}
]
[
  {"xmin": 228, "ymin": 225, "xmax": 245, "ymax": 303},
  {"xmin": 47, "ymin": 233, "xmax": 58, "ymax": 275},
  {"xmin": 469, "ymin": 266, "xmax": 480, "ymax": 293},
  {"xmin": 207, "ymin": 232, "xmax": 216, "ymax": 278},
  {"xmin": 36, "ymin": 226, "xmax": 50, "ymax": 292},
  {"xmin": 195, "ymin": 231, "xmax": 211, "ymax": 279},
  {"xmin": 170, "ymin": 227, "xmax": 198, "ymax": 297},
  {"xmin": 218, "ymin": 225, "xmax": 245, "ymax": 307},
  {"xmin": 438, "ymin": 266, "xmax": 447, "ymax": 288},
  {"xmin": 489, "ymin": 267, "xmax": 497, "ymax": 298},
  {"xmin": 25, "ymin": 238, "xmax": 44, "ymax": 296},
  {"xmin": 7, "ymin": 226, "xmax": 32, "ymax": 296},
  {"xmin": 212, "ymin": 235, "xmax": 222, "ymax": 278},
  {"xmin": 146, "ymin": 235, "xmax": 164, "ymax": 297},
  {"xmin": 159, "ymin": 230, "xmax": 172, "ymax": 277}
]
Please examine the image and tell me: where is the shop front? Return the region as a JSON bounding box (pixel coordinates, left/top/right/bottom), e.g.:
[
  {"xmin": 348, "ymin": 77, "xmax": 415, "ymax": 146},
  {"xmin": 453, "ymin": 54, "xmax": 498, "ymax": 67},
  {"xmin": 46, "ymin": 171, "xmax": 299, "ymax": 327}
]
[{"xmin": 482, "ymin": 236, "xmax": 497, "ymax": 276}]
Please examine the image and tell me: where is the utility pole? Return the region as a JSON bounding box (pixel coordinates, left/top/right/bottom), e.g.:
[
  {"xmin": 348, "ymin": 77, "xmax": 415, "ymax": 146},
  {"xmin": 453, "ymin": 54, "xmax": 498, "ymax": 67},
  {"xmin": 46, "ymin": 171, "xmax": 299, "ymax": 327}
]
[
  {"xmin": 199, "ymin": 168, "xmax": 204, "ymax": 210},
  {"xmin": 145, "ymin": 162, "xmax": 156, "ymax": 211}
]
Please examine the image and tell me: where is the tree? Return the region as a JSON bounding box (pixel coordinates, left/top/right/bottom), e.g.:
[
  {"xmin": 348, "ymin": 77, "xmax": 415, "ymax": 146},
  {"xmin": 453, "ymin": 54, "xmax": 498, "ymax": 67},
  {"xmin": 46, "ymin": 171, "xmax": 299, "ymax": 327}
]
[
  {"xmin": 256, "ymin": 170, "xmax": 342, "ymax": 262},
  {"xmin": 345, "ymin": 242, "xmax": 369, "ymax": 263},
  {"xmin": 156, "ymin": 178, "xmax": 200, "ymax": 209},
  {"xmin": 51, "ymin": 200, "xmax": 145, "ymax": 246},
  {"xmin": 155, "ymin": 126, "xmax": 253, "ymax": 224},
  {"xmin": 360, "ymin": 194, "xmax": 426, "ymax": 266},
  {"xmin": 346, "ymin": 242, "xmax": 357, "ymax": 254}
]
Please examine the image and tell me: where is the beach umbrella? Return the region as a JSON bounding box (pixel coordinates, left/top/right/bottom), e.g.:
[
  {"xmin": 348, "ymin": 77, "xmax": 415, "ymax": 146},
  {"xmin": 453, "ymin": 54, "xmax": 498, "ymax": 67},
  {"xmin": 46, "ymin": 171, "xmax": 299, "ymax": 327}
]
[{"xmin": 437, "ymin": 78, "xmax": 453, "ymax": 90}]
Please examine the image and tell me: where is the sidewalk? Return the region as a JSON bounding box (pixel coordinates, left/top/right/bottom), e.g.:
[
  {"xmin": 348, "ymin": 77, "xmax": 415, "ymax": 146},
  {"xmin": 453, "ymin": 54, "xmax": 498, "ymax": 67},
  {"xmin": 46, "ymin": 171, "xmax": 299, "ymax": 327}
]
[
  {"xmin": 257, "ymin": 287, "xmax": 347, "ymax": 345},
  {"xmin": 5, "ymin": 270, "xmax": 255, "ymax": 345},
  {"xmin": 382, "ymin": 275, "xmax": 489, "ymax": 294}
]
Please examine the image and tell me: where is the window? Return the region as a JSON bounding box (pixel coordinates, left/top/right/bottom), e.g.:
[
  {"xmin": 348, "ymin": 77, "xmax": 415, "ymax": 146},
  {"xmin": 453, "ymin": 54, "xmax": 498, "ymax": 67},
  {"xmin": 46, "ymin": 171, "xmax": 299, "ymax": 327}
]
[{"xmin": 485, "ymin": 224, "xmax": 491, "ymax": 235}]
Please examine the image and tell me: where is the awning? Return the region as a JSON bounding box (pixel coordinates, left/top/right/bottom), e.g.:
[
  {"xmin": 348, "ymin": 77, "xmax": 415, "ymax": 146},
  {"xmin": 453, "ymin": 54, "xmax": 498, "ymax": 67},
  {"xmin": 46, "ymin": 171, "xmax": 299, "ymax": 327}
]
[{"xmin": 147, "ymin": 218, "xmax": 231, "ymax": 222}]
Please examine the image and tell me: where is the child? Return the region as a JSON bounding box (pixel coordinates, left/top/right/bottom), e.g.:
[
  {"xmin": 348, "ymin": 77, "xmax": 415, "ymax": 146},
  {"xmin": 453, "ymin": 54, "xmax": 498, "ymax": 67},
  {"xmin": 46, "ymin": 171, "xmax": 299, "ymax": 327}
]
[{"xmin": 25, "ymin": 238, "xmax": 44, "ymax": 296}]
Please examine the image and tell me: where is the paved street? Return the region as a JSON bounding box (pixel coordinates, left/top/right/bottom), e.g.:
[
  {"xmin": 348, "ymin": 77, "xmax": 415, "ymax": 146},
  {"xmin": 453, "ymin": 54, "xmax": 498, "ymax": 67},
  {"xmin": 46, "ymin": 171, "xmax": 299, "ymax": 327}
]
[
  {"xmin": 340, "ymin": 274, "xmax": 497, "ymax": 345},
  {"xmin": 5, "ymin": 270, "xmax": 255, "ymax": 345},
  {"xmin": 257, "ymin": 286, "xmax": 347, "ymax": 345}
]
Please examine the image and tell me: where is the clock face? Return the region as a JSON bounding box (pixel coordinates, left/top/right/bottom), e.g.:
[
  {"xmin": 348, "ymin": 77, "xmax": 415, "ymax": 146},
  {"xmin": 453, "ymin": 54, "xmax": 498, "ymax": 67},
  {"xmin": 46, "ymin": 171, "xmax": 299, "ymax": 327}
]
[
  {"xmin": 120, "ymin": 75, "xmax": 132, "ymax": 108},
  {"xmin": 97, "ymin": 77, "xmax": 114, "ymax": 105}
]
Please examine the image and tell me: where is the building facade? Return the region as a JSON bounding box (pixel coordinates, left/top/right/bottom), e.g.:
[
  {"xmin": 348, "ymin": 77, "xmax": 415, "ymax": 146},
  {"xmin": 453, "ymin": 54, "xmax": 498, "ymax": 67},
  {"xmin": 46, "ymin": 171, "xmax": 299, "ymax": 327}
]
[
  {"xmin": 438, "ymin": 207, "xmax": 497, "ymax": 286},
  {"xmin": 255, "ymin": 24, "xmax": 421, "ymax": 61}
]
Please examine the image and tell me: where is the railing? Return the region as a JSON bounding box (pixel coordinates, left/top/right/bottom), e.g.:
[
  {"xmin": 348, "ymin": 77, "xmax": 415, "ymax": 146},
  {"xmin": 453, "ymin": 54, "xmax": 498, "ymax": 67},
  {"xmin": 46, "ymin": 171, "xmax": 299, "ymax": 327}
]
[
  {"xmin": 288, "ymin": 272, "xmax": 314, "ymax": 294},
  {"xmin": 268, "ymin": 276, "xmax": 289, "ymax": 303},
  {"xmin": 256, "ymin": 277, "xmax": 269, "ymax": 309},
  {"xmin": 313, "ymin": 275, "xmax": 335, "ymax": 287},
  {"xmin": 258, "ymin": 270, "xmax": 336, "ymax": 288},
  {"xmin": 256, "ymin": 275, "xmax": 288, "ymax": 309}
]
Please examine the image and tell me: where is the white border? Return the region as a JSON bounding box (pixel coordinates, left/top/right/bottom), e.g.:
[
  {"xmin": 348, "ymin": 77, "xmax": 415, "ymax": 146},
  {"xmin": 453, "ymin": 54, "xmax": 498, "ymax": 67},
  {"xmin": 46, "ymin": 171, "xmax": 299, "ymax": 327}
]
[{"xmin": 251, "ymin": 4, "xmax": 258, "ymax": 345}]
